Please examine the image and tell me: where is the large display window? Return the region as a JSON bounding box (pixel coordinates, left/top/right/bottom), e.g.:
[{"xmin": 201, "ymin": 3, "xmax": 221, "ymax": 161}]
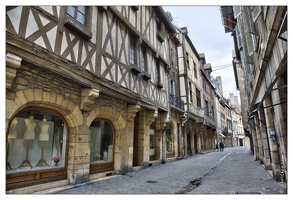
[
  {"xmin": 6, "ymin": 109, "xmax": 67, "ymax": 173},
  {"xmin": 89, "ymin": 120, "xmax": 113, "ymax": 163}
]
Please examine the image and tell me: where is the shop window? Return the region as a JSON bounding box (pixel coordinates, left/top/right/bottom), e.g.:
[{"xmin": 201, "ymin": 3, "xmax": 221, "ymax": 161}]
[
  {"xmin": 149, "ymin": 122, "xmax": 155, "ymax": 156},
  {"xmin": 166, "ymin": 127, "xmax": 173, "ymax": 153},
  {"xmin": 6, "ymin": 109, "xmax": 67, "ymax": 173},
  {"xmin": 89, "ymin": 120, "xmax": 113, "ymax": 163}
]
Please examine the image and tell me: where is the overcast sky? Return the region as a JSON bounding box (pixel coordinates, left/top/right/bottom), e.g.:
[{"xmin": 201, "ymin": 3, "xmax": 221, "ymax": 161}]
[{"xmin": 163, "ymin": 6, "xmax": 239, "ymax": 101}]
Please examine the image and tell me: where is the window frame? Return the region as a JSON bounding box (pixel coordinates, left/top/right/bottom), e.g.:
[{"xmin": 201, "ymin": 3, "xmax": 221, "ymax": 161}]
[
  {"xmin": 140, "ymin": 46, "xmax": 147, "ymax": 72},
  {"xmin": 196, "ymin": 88, "xmax": 201, "ymax": 108},
  {"xmin": 64, "ymin": 6, "xmax": 92, "ymax": 39},
  {"xmin": 129, "ymin": 36, "xmax": 136, "ymax": 66},
  {"xmin": 189, "ymin": 81, "xmax": 193, "ymax": 102}
]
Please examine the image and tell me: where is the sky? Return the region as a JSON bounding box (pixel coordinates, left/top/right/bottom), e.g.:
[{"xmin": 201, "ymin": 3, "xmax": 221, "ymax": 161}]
[{"xmin": 163, "ymin": 6, "xmax": 239, "ymax": 101}]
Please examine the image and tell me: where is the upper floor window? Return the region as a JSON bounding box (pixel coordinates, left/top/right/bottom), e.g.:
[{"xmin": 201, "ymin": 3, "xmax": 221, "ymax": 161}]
[
  {"xmin": 129, "ymin": 37, "xmax": 135, "ymax": 65},
  {"xmin": 170, "ymin": 79, "xmax": 175, "ymax": 95},
  {"xmin": 205, "ymin": 100, "xmax": 209, "ymax": 115},
  {"xmin": 210, "ymin": 106, "xmax": 214, "ymax": 119},
  {"xmin": 189, "ymin": 81, "xmax": 193, "ymax": 102},
  {"xmin": 156, "ymin": 59, "xmax": 160, "ymax": 82},
  {"xmin": 141, "ymin": 46, "xmax": 147, "ymax": 72},
  {"xmin": 66, "ymin": 6, "xmax": 86, "ymax": 25},
  {"xmin": 196, "ymin": 88, "xmax": 201, "ymax": 108},
  {"xmin": 186, "ymin": 52, "xmax": 190, "ymax": 70},
  {"xmin": 193, "ymin": 62, "xmax": 197, "ymax": 78},
  {"xmin": 64, "ymin": 6, "xmax": 92, "ymax": 39}
]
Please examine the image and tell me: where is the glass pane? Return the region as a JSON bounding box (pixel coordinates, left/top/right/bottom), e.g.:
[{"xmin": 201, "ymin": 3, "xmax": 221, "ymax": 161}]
[
  {"xmin": 129, "ymin": 38, "xmax": 135, "ymax": 65},
  {"xmin": 77, "ymin": 11, "xmax": 85, "ymax": 24},
  {"xmin": 78, "ymin": 6, "xmax": 86, "ymax": 14},
  {"xmin": 66, "ymin": 6, "xmax": 75, "ymax": 17},
  {"xmin": 149, "ymin": 129, "xmax": 155, "ymax": 155},
  {"xmin": 6, "ymin": 109, "xmax": 67, "ymax": 173},
  {"xmin": 166, "ymin": 128, "xmax": 173, "ymax": 152},
  {"xmin": 90, "ymin": 120, "xmax": 113, "ymax": 163}
]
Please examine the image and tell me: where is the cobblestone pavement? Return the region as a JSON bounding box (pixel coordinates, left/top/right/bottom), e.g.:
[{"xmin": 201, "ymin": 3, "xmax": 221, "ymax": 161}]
[{"xmin": 56, "ymin": 147, "xmax": 286, "ymax": 195}]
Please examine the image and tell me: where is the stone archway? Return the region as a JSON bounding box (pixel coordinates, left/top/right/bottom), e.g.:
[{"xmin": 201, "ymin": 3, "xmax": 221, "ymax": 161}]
[
  {"xmin": 6, "ymin": 88, "xmax": 85, "ymax": 186},
  {"xmin": 87, "ymin": 106, "xmax": 126, "ymax": 173}
]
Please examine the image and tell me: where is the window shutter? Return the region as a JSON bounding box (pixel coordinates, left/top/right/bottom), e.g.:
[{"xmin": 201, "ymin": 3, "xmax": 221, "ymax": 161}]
[
  {"xmin": 235, "ymin": 25, "xmax": 243, "ymax": 50},
  {"xmin": 243, "ymin": 7, "xmax": 257, "ymax": 56}
]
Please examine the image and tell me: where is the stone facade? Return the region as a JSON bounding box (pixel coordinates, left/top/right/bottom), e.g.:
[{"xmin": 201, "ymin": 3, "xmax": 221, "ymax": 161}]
[{"xmin": 220, "ymin": 6, "xmax": 287, "ymax": 184}]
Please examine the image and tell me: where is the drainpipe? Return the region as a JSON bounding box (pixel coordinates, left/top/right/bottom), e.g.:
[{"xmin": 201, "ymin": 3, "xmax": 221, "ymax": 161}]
[
  {"xmin": 181, "ymin": 28, "xmax": 189, "ymax": 157},
  {"xmin": 182, "ymin": 29, "xmax": 189, "ymax": 121}
]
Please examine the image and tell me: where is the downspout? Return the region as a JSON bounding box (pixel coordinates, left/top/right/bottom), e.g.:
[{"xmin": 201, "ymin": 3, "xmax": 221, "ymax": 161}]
[
  {"xmin": 181, "ymin": 29, "xmax": 189, "ymax": 157},
  {"xmin": 162, "ymin": 36, "xmax": 173, "ymax": 164},
  {"xmin": 182, "ymin": 29, "xmax": 189, "ymax": 121}
]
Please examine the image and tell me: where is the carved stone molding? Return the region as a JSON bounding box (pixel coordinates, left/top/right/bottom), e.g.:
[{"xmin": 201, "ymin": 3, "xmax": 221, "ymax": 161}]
[
  {"xmin": 6, "ymin": 53, "xmax": 22, "ymax": 90},
  {"xmin": 146, "ymin": 108, "xmax": 158, "ymax": 126},
  {"xmin": 160, "ymin": 111, "xmax": 170, "ymax": 130},
  {"xmin": 80, "ymin": 88, "xmax": 99, "ymax": 111},
  {"xmin": 127, "ymin": 103, "xmax": 141, "ymax": 121}
]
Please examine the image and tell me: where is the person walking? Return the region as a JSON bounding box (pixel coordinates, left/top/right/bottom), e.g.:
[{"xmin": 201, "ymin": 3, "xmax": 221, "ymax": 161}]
[{"xmin": 220, "ymin": 141, "xmax": 224, "ymax": 151}]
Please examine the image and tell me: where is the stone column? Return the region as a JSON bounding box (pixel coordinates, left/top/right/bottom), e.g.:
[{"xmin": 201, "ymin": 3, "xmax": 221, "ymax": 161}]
[
  {"xmin": 250, "ymin": 118, "xmax": 259, "ymax": 161},
  {"xmin": 159, "ymin": 111, "xmax": 169, "ymax": 163},
  {"xmin": 264, "ymin": 98, "xmax": 281, "ymax": 181},
  {"xmin": 259, "ymin": 107, "xmax": 271, "ymax": 169},
  {"xmin": 119, "ymin": 104, "xmax": 140, "ymax": 174},
  {"xmin": 275, "ymin": 78, "xmax": 287, "ymax": 182},
  {"xmin": 190, "ymin": 121, "xmax": 195, "ymax": 155},
  {"xmin": 154, "ymin": 114, "xmax": 162, "ymax": 161},
  {"xmin": 137, "ymin": 109, "xmax": 157, "ymax": 168},
  {"xmin": 178, "ymin": 122, "xmax": 184, "ymax": 158},
  {"xmin": 255, "ymin": 116, "xmax": 264, "ymax": 163},
  {"xmin": 68, "ymin": 114, "xmax": 90, "ymax": 184}
]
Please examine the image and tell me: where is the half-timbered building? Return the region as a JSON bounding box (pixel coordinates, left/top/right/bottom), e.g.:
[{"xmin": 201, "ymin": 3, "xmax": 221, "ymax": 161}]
[
  {"xmin": 6, "ymin": 6, "xmax": 179, "ymax": 193},
  {"xmin": 199, "ymin": 53, "xmax": 217, "ymax": 151},
  {"xmin": 175, "ymin": 26, "xmax": 205, "ymax": 156}
]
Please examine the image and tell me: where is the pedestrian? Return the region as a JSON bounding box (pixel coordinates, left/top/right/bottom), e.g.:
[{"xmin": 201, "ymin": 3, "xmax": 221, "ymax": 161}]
[{"xmin": 220, "ymin": 141, "xmax": 224, "ymax": 151}]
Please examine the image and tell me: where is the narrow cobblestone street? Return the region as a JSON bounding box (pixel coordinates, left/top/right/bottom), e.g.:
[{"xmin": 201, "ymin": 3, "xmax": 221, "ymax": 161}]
[{"xmin": 55, "ymin": 147, "xmax": 286, "ymax": 195}]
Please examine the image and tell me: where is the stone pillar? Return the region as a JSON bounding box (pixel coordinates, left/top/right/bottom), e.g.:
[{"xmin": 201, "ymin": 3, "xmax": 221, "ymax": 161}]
[
  {"xmin": 255, "ymin": 116, "xmax": 264, "ymax": 163},
  {"xmin": 275, "ymin": 78, "xmax": 287, "ymax": 182},
  {"xmin": 137, "ymin": 109, "xmax": 157, "ymax": 168},
  {"xmin": 197, "ymin": 123, "xmax": 204, "ymax": 153},
  {"xmin": 68, "ymin": 113, "xmax": 90, "ymax": 184},
  {"xmin": 259, "ymin": 107, "xmax": 271, "ymax": 169},
  {"xmin": 250, "ymin": 118, "xmax": 258, "ymax": 161},
  {"xmin": 154, "ymin": 115, "xmax": 161, "ymax": 160},
  {"xmin": 119, "ymin": 103, "xmax": 140, "ymax": 174},
  {"xmin": 159, "ymin": 111, "xmax": 169, "ymax": 163},
  {"xmin": 183, "ymin": 123, "xmax": 188, "ymax": 156},
  {"xmin": 190, "ymin": 122, "xmax": 195, "ymax": 155},
  {"xmin": 264, "ymin": 98, "xmax": 281, "ymax": 181},
  {"xmin": 178, "ymin": 122, "xmax": 184, "ymax": 158}
]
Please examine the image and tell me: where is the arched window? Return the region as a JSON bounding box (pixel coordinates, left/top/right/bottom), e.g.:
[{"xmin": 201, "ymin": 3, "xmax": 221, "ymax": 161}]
[
  {"xmin": 6, "ymin": 109, "xmax": 67, "ymax": 173},
  {"xmin": 89, "ymin": 120, "xmax": 113, "ymax": 163}
]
